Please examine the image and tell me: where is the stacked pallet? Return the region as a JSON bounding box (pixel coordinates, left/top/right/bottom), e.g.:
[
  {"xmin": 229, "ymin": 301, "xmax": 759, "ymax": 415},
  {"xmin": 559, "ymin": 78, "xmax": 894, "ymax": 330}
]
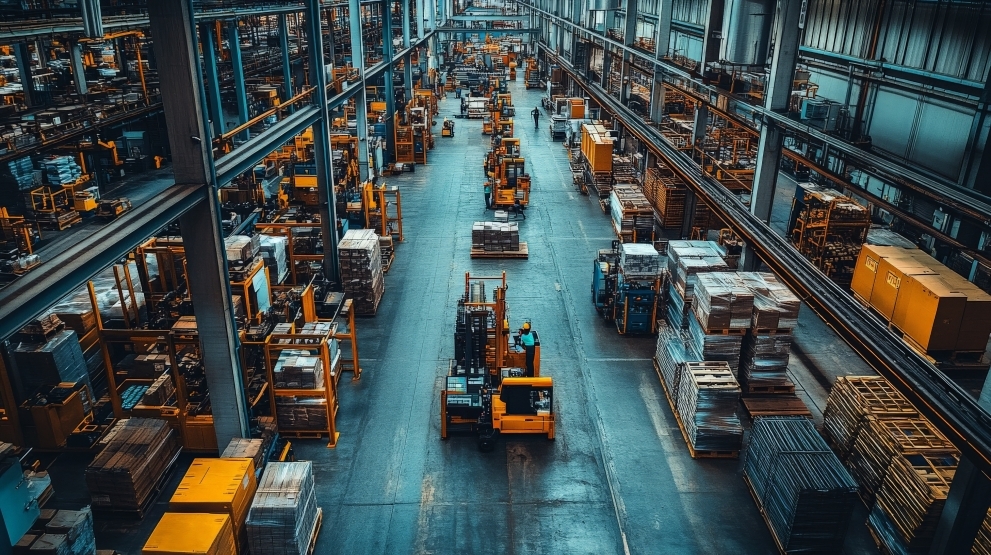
[
  {"xmin": 611, "ymin": 154, "xmax": 639, "ymax": 185},
  {"xmin": 338, "ymin": 229, "xmax": 385, "ymax": 315},
  {"xmin": 471, "ymin": 222, "xmax": 520, "ymax": 251},
  {"xmin": 246, "ymin": 462, "xmax": 322, "ymax": 555},
  {"xmin": 821, "ymin": 376, "xmax": 919, "ymax": 460},
  {"xmin": 44, "ymin": 508, "xmax": 96, "ymax": 555},
  {"xmin": 619, "ymin": 242, "xmax": 660, "ymax": 278},
  {"xmin": 259, "ymin": 234, "xmax": 289, "ymax": 284},
  {"xmin": 871, "ymin": 451, "xmax": 958, "ymax": 554},
  {"xmin": 667, "ymin": 241, "xmax": 729, "ymax": 305},
  {"xmin": 609, "ymin": 185, "xmax": 653, "ymax": 243},
  {"xmin": 643, "ymin": 165, "xmax": 686, "ymax": 229},
  {"xmin": 653, "ymin": 321, "xmax": 699, "ymax": 401},
  {"xmin": 221, "ymin": 438, "xmax": 267, "ymax": 474},
  {"xmin": 85, "ymin": 418, "xmax": 181, "ymax": 514},
  {"xmin": 846, "ymin": 417, "xmax": 955, "ymax": 506},
  {"xmin": 745, "ymin": 417, "xmax": 859, "ymax": 555},
  {"xmin": 273, "ymin": 351, "xmax": 325, "ymax": 389},
  {"xmin": 675, "ymin": 361, "xmax": 743, "ymax": 453},
  {"xmin": 275, "ymin": 396, "xmax": 328, "ymax": 431},
  {"xmin": 973, "ymin": 509, "xmax": 991, "ymax": 555},
  {"xmin": 740, "ymin": 273, "xmax": 801, "ymax": 391},
  {"xmin": 692, "ymin": 273, "xmax": 755, "ymax": 330},
  {"xmin": 11, "ymin": 330, "xmax": 91, "ymax": 399}
]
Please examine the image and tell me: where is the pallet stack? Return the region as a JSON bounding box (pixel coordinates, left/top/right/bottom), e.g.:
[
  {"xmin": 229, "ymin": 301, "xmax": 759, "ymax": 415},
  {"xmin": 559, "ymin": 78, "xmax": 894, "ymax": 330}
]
[
  {"xmin": 745, "ymin": 417, "xmax": 859, "ymax": 555},
  {"xmin": 644, "ymin": 164, "xmax": 686, "ymax": 229},
  {"xmin": 274, "ymin": 396, "xmax": 328, "ymax": 432},
  {"xmin": 471, "ymin": 222, "xmax": 520, "ymax": 252},
  {"xmin": 675, "ymin": 361, "xmax": 743, "ymax": 454},
  {"xmin": 609, "ymin": 184, "xmax": 653, "ymax": 243},
  {"xmin": 611, "ymin": 154, "xmax": 639, "ymax": 186},
  {"xmin": 653, "ymin": 321, "xmax": 699, "ymax": 403},
  {"xmin": 338, "ymin": 229, "xmax": 385, "ymax": 316},
  {"xmin": 85, "ymin": 418, "xmax": 181, "ymax": 515},
  {"xmin": 246, "ymin": 462, "xmax": 322, "ymax": 555},
  {"xmin": 666, "ymin": 241, "xmax": 729, "ymax": 329},
  {"xmin": 687, "ymin": 273, "xmax": 752, "ymax": 376},
  {"xmin": 739, "ymin": 273, "xmax": 801, "ymax": 392},
  {"xmin": 821, "ymin": 376, "xmax": 919, "ymax": 460},
  {"xmin": 11, "ymin": 329, "xmax": 91, "ymax": 400}
]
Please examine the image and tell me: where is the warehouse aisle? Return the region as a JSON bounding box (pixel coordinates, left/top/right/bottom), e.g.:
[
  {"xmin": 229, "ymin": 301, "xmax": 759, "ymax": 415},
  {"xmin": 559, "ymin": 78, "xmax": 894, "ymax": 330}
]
[{"xmin": 291, "ymin": 80, "xmax": 876, "ymax": 554}]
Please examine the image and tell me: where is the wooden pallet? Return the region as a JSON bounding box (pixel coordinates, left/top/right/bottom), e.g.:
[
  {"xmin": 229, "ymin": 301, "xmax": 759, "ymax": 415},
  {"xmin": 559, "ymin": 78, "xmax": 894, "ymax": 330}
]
[
  {"xmin": 92, "ymin": 449, "xmax": 181, "ymax": 521},
  {"xmin": 653, "ymin": 359, "xmax": 740, "ymax": 459},
  {"xmin": 305, "ymin": 508, "xmax": 324, "ymax": 555},
  {"xmin": 752, "ymin": 327, "xmax": 792, "ymax": 336},
  {"xmin": 745, "ymin": 382, "xmax": 796, "ymax": 395},
  {"xmin": 470, "ymin": 242, "xmax": 528, "ymax": 259},
  {"xmin": 697, "ymin": 326, "xmax": 748, "ymax": 336},
  {"xmin": 743, "ymin": 474, "xmax": 788, "ymax": 555},
  {"xmin": 279, "ymin": 430, "xmax": 329, "ymax": 439},
  {"xmin": 741, "ymin": 395, "xmax": 812, "ymax": 418}
]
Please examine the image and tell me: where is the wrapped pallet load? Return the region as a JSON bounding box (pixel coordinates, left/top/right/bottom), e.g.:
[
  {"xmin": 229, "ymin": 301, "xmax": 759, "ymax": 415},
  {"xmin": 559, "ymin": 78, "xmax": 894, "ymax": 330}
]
[{"xmin": 246, "ymin": 461, "xmax": 322, "ymax": 555}]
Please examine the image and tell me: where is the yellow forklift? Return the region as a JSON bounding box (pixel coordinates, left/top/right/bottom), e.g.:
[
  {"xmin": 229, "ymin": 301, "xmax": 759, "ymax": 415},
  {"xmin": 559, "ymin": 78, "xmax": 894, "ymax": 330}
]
[
  {"xmin": 483, "ymin": 137, "xmax": 531, "ymax": 208},
  {"xmin": 440, "ymin": 272, "xmax": 555, "ymax": 450}
]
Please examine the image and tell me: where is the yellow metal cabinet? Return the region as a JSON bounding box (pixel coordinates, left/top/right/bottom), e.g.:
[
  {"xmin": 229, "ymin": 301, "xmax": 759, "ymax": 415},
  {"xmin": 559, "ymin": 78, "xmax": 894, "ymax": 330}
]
[{"xmin": 142, "ymin": 513, "xmax": 236, "ymax": 555}]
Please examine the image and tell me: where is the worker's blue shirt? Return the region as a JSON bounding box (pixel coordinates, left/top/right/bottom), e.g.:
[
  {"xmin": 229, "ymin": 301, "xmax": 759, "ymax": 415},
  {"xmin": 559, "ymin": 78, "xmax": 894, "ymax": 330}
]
[
  {"xmin": 484, "ymin": 184, "xmax": 492, "ymax": 193},
  {"xmin": 520, "ymin": 332, "xmax": 535, "ymax": 346}
]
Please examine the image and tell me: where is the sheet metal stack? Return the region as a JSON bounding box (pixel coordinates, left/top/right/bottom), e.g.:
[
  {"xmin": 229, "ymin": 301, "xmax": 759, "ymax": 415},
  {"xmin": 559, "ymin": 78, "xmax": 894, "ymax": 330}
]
[
  {"xmin": 745, "ymin": 417, "xmax": 859, "ymax": 555},
  {"xmin": 246, "ymin": 461, "xmax": 321, "ymax": 555},
  {"xmin": 666, "ymin": 241, "xmax": 729, "ymax": 328},
  {"xmin": 85, "ymin": 418, "xmax": 181, "ymax": 514},
  {"xmin": 338, "ymin": 229, "xmax": 385, "ymax": 315},
  {"xmin": 740, "ymin": 273, "xmax": 801, "ymax": 391},
  {"xmin": 675, "ymin": 361, "xmax": 743, "ymax": 453},
  {"xmin": 870, "ymin": 451, "xmax": 958, "ymax": 554},
  {"xmin": 821, "ymin": 376, "xmax": 919, "ymax": 460},
  {"xmin": 11, "ymin": 330, "xmax": 91, "ymax": 399},
  {"xmin": 608, "ymin": 184, "xmax": 653, "ymax": 243},
  {"xmin": 653, "ymin": 321, "xmax": 700, "ymax": 402},
  {"xmin": 471, "ymin": 222, "xmax": 520, "ymax": 251},
  {"xmin": 43, "ymin": 508, "xmax": 96, "ymax": 555}
]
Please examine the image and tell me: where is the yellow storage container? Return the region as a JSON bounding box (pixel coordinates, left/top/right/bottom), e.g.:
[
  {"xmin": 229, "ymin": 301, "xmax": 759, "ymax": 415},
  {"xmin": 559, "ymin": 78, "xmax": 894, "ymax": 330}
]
[
  {"xmin": 568, "ymin": 98, "xmax": 585, "ymax": 119},
  {"xmin": 939, "ymin": 271, "xmax": 991, "ymax": 351},
  {"xmin": 870, "ymin": 256, "xmax": 938, "ymax": 320},
  {"xmin": 169, "ymin": 458, "xmax": 258, "ymax": 546},
  {"xmin": 891, "ymin": 273, "xmax": 967, "ymax": 352},
  {"xmin": 142, "ymin": 513, "xmax": 236, "ymax": 555},
  {"xmin": 851, "ymin": 245, "xmax": 902, "ymax": 303}
]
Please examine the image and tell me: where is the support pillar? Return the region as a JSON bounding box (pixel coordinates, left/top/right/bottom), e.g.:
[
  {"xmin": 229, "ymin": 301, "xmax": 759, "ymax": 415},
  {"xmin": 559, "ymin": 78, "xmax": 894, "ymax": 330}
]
[
  {"xmin": 649, "ymin": 70, "xmax": 665, "ymax": 123},
  {"xmin": 200, "ymin": 24, "xmax": 225, "ymax": 137},
  {"xmin": 751, "ymin": 0, "xmax": 802, "ymax": 223},
  {"xmin": 306, "ymin": 0, "xmax": 342, "ymax": 285},
  {"xmin": 416, "ymin": 0, "xmax": 425, "ymax": 39},
  {"xmin": 655, "ymin": 0, "xmax": 672, "ymax": 59},
  {"xmin": 701, "ymin": 0, "xmax": 725, "ymax": 68},
  {"xmin": 961, "ymin": 70, "xmax": 991, "ymax": 193},
  {"xmin": 148, "ymin": 0, "xmax": 250, "ymax": 450},
  {"xmin": 69, "ymin": 42, "xmax": 88, "ymax": 96},
  {"xmin": 279, "ymin": 14, "xmax": 294, "ymax": 109},
  {"xmin": 383, "ymin": 0, "xmax": 396, "ymax": 163},
  {"xmin": 228, "ymin": 20, "xmax": 251, "ymax": 140},
  {"xmin": 693, "ymin": 103, "xmax": 708, "ymax": 145},
  {"xmin": 350, "ymin": 0, "xmax": 371, "ymax": 181},
  {"xmin": 600, "ymin": 45, "xmax": 611, "ymax": 90},
  {"xmin": 14, "ymin": 43, "xmax": 35, "ymax": 108}
]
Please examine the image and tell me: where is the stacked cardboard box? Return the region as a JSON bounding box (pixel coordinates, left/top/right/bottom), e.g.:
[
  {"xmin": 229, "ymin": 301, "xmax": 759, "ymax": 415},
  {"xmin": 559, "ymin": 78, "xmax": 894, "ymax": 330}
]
[
  {"xmin": 692, "ymin": 273, "xmax": 754, "ymax": 330},
  {"xmin": 618, "ymin": 243, "xmax": 660, "ymax": 278},
  {"xmin": 224, "ymin": 235, "xmax": 260, "ymax": 264},
  {"xmin": 85, "ymin": 418, "xmax": 181, "ymax": 513},
  {"xmin": 221, "ymin": 438, "xmax": 266, "ymax": 474},
  {"xmin": 273, "ymin": 351, "xmax": 325, "ymax": 389},
  {"xmin": 666, "ymin": 241, "xmax": 729, "ymax": 327},
  {"xmin": 258, "ymin": 234, "xmax": 289, "ymax": 284},
  {"xmin": 140, "ymin": 372, "xmax": 174, "ymax": 407},
  {"xmin": 609, "ymin": 185, "xmax": 653, "ymax": 243},
  {"xmin": 739, "ymin": 272, "xmax": 801, "ymax": 390},
  {"xmin": 246, "ymin": 462, "xmax": 321, "ymax": 555},
  {"xmin": 11, "ymin": 330, "xmax": 90, "ymax": 400},
  {"xmin": 338, "ymin": 229, "xmax": 385, "ymax": 315},
  {"xmin": 170, "ymin": 458, "xmax": 258, "ymax": 550},
  {"xmin": 275, "ymin": 397, "xmax": 327, "ymax": 431},
  {"xmin": 41, "ymin": 156, "xmax": 82, "ymax": 186},
  {"xmin": 471, "ymin": 222, "xmax": 521, "ymax": 252}
]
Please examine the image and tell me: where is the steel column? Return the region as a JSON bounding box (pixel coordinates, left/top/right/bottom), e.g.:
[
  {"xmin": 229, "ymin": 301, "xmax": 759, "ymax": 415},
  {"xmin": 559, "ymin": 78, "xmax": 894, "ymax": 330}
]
[
  {"xmin": 351, "ymin": 0, "xmax": 371, "ymax": 180},
  {"xmin": 200, "ymin": 23, "xmax": 225, "ymax": 137},
  {"xmin": 751, "ymin": 0, "xmax": 802, "ymax": 223},
  {"xmin": 403, "ymin": 0, "xmax": 412, "ymax": 48},
  {"xmin": 649, "ymin": 69, "xmax": 665, "ymax": 123},
  {"xmin": 623, "ymin": 0, "xmax": 637, "ymax": 47},
  {"xmin": 279, "ymin": 14, "xmax": 294, "ymax": 109},
  {"xmin": 701, "ymin": 0, "xmax": 724, "ymax": 67},
  {"xmin": 148, "ymin": 0, "xmax": 250, "ymax": 449},
  {"xmin": 228, "ymin": 20, "xmax": 251, "ymax": 140},
  {"xmin": 416, "ymin": 0, "xmax": 425, "ymax": 39},
  {"xmin": 14, "ymin": 43, "xmax": 34, "ymax": 108},
  {"xmin": 306, "ymin": 0, "xmax": 342, "ymax": 284},
  {"xmin": 69, "ymin": 42, "xmax": 88, "ymax": 95},
  {"xmin": 929, "ymin": 457, "xmax": 991, "ymax": 554},
  {"xmin": 960, "ymin": 69, "xmax": 991, "ymax": 193},
  {"xmin": 655, "ymin": 0, "xmax": 672, "ymax": 59},
  {"xmin": 383, "ymin": 0, "xmax": 397, "ymax": 162}
]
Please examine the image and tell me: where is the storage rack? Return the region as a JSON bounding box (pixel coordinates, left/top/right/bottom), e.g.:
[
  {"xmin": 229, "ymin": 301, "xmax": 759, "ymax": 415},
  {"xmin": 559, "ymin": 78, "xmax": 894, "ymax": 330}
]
[{"xmin": 265, "ymin": 332, "xmax": 340, "ymax": 447}]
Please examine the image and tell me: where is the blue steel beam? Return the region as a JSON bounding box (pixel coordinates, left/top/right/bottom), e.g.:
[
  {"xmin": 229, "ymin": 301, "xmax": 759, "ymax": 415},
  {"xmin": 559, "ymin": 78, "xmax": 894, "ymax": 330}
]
[
  {"xmin": 200, "ymin": 23, "xmax": 225, "ymax": 137},
  {"xmin": 279, "ymin": 14, "xmax": 294, "ymax": 110},
  {"xmin": 350, "ymin": 0, "xmax": 370, "ymax": 181},
  {"xmin": 382, "ymin": 0, "xmax": 396, "ymax": 162},
  {"xmin": 228, "ymin": 20, "xmax": 251, "ymax": 141}
]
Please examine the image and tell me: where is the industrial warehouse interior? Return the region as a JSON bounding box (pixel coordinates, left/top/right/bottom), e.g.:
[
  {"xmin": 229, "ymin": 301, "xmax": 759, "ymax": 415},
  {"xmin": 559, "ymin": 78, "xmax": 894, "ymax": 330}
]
[{"xmin": 1, "ymin": 0, "xmax": 991, "ymax": 553}]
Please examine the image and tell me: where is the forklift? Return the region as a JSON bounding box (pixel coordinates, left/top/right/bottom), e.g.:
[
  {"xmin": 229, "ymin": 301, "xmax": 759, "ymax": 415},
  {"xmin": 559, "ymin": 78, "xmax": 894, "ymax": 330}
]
[
  {"xmin": 482, "ymin": 137, "xmax": 531, "ymax": 208},
  {"xmin": 96, "ymin": 197, "xmax": 132, "ymax": 220},
  {"xmin": 591, "ymin": 241, "xmax": 662, "ymax": 335},
  {"xmin": 440, "ymin": 272, "xmax": 555, "ymax": 451},
  {"xmin": 441, "ymin": 118, "xmax": 455, "ymax": 137}
]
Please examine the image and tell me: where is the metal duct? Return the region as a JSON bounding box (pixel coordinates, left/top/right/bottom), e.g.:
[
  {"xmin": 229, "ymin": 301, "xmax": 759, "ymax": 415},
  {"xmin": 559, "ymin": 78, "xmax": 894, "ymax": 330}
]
[
  {"xmin": 80, "ymin": 0, "xmax": 104, "ymax": 39},
  {"xmin": 719, "ymin": 0, "xmax": 773, "ymax": 65}
]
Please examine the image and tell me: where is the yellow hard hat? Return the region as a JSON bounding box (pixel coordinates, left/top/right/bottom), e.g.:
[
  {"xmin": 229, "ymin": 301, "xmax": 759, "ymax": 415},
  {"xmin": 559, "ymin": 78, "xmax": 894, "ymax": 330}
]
[{"xmin": 522, "ymin": 322, "xmax": 531, "ymax": 331}]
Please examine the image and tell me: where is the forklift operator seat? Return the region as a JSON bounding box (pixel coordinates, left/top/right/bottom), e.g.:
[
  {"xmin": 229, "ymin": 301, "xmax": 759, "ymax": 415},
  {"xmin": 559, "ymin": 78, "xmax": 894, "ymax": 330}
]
[{"xmin": 500, "ymin": 385, "xmax": 537, "ymax": 415}]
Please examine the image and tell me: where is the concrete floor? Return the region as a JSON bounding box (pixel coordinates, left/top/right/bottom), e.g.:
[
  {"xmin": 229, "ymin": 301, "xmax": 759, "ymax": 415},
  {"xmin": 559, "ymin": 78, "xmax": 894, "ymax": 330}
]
[{"xmin": 39, "ymin": 80, "xmax": 886, "ymax": 554}]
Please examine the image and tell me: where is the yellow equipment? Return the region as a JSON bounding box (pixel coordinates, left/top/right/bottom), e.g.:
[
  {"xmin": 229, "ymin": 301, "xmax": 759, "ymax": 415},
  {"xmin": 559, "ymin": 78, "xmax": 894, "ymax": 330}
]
[
  {"xmin": 0, "ymin": 207, "xmax": 41, "ymax": 255},
  {"xmin": 441, "ymin": 118, "xmax": 455, "ymax": 137},
  {"xmin": 440, "ymin": 272, "xmax": 555, "ymax": 450},
  {"xmin": 72, "ymin": 186, "xmax": 100, "ymax": 212},
  {"xmin": 483, "ymin": 137, "xmax": 531, "ymax": 208},
  {"xmin": 96, "ymin": 197, "xmax": 132, "ymax": 220}
]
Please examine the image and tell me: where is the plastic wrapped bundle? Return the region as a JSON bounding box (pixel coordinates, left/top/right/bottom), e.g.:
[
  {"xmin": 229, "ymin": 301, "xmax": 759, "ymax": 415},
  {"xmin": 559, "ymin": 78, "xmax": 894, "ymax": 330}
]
[
  {"xmin": 821, "ymin": 376, "xmax": 919, "ymax": 460},
  {"xmin": 740, "ymin": 332, "xmax": 793, "ymax": 388},
  {"xmin": 666, "ymin": 282, "xmax": 690, "ymax": 329},
  {"xmin": 692, "ymin": 273, "xmax": 754, "ymax": 330},
  {"xmin": 41, "ymin": 156, "xmax": 82, "ymax": 186},
  {"xmin": 745, "ymin": 417, "xmax": 858, "ymax": 555},
  {"xmin": 246, "ymin": 462, "xmax": 321, "ymax": 555},
  {"xmin": 687, "ymin": 313, "xmax": 742, "ymax": 375},
  {"xmin": 471, "ymin": 222, "xmax": 520, "ymax": 251},
  {"xmin": 273, "ymin": 351, "xmax": 325, "ymax": 389},
  {"xmin": 675, "ymin": 362, "xmax": 743, "ymax": 452},
  {"xmin": 11, "ymin": 329, "xmax": 90, "ymax": 398},
  {"xmin": 339, "ymin": 229, "xmax": 385, "ymax": 315},
  {"xmin": 741, "ymin": 272, "xmax": 802, "ymax": 330},
  {"xmin": 45, "ymin": 508, "xmax": 96, "ymax": 555},
  {"xmin": 653, "ymin": 321, "xmax": 699, "ymax": 399},
  {"xmin": 259, "ymin": 234, "xmax": 289, "ymax": 284},
  {"xmin": 666, "ymin": 240, "xmax": 728, "ymax": 300},
  {"xmin": 618, "ymin": 243, "xmax": 660, "ymax": 278}
]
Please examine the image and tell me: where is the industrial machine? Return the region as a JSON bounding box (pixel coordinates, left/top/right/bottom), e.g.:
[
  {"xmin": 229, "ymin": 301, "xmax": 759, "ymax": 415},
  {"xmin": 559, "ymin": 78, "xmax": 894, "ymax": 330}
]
[
  {"xmin": 442, "ymin": 118, "xmax": 455, "ymax": 137},
  {"xmin": 483, "ymin": 137, "xmax": 531, "ymax": 208},
  {"xmin": 591, "ymin": 241, "xmax": 662, "ymax": 334},
  {"xmin": 96, "ymin": 197, "xmax": 132, "ymax": 220},
  {"xmin": 440, "ymin": 272, "xmax": 555, "ymax": 450},
  {"xmin": 524, "ymin": 58, "xmax": 541, "ymax": 89}
]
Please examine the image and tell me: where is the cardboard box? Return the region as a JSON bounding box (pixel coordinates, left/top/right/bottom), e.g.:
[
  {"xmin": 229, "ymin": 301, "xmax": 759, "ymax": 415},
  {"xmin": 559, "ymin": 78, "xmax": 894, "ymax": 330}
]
[
  {"xmin": 169, "ymin": 458, "xmax": 258, "ymax": 549},
  {"xmin": 892, "ymin": 274, "xmax": 967, "ymax": 352},
  {"xmin": 869, "ymin": 256, "xmax": 937, "ymax": 320}
]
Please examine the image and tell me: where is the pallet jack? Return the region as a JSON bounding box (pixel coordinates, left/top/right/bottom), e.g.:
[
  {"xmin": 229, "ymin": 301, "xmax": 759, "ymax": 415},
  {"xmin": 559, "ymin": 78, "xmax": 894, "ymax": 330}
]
[{"xmin": 440, "ymin": 272, "xmax": 555, "ymax": 451}]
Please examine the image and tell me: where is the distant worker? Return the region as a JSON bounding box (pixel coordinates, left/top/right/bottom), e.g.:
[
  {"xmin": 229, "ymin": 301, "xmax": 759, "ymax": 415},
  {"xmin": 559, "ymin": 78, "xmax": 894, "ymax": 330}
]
[
  {"xmin": 519, "ymin": 322, "xmax": 538, "ymax": 376},
  {"xmin": 484, "ymin": 181, "xmax": 492, "ymax": 209},
  {"xmin": 531, "ymin": 107, "xmax": 540, "ymax": 130}
]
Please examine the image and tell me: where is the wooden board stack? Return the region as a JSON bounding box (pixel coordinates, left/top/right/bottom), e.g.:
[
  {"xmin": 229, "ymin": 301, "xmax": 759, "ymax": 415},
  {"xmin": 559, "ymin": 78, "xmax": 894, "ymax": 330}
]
[
  {"xmin": 471, "ymin": 222, "xmax": 521, "ymax": 252},
  {"xmin": 608, "ymin": 185, "xmax": 653, "ymax": 243},
  {"xmin": 821, "ymin": 376, "xmax": 919, "ymax": 460},
  {"xmin": 338, "ymin": 229, "xmax": 385, "ymax": 316},
  {"xmin": 675, "ymin": 361, "xmax": 743, "ymax": 453},
  {"xmin": 744, "ymin": 417, "xmax": 859, "ymax": 555},
  {"xmin": 274, "ymin": 396, "xmax": 328, "ymax": 432},
  {"xmin": 85, "ymin": 418, "xmax": 180, "ymax": 514},
  {"xmin": 246, "ymin": 462, "xmax": 322, "ymax": 555},
  {"xmin": 643, "ymin": 165, "xmax": 687, "ymax": 229}
]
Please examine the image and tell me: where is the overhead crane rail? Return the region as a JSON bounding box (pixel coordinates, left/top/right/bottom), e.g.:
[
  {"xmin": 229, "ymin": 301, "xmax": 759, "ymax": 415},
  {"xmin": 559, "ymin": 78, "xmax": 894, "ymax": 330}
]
[{"xmin": 545, "ymin": 51, "xmax": 991, "ymax": 477}]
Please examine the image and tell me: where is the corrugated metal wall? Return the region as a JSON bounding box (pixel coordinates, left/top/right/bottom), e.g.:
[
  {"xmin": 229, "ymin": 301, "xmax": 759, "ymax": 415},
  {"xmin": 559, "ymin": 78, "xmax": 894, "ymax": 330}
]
[
  {"xmin": 671, "ymin": 0, "xmax": 708, "ymax": 26},
  {"xmin": 804, "ymin": 0, "xmax": 991, "ymax": 82}
]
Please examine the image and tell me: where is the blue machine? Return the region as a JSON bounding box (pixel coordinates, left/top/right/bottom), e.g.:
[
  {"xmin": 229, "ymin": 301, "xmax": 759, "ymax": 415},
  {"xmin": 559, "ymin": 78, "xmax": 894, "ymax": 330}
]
[{"xmin": 591, "ymin": 241, "xmax": 661, "ymax": 335}]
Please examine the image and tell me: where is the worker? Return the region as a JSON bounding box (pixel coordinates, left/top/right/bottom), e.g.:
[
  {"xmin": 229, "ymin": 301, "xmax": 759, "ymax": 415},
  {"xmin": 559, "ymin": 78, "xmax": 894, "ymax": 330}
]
[
  {"xmin": 531, "ymin": 107, "xmax": 540, "ymax": 130},
  {"xmin": 484, "ymin": 181, "xmax": 492, "ymax": 209},
  {"xmin": 461, "ymin": 97, "xmax": 467, "ymax": 115},
  {"xmin": 519, "ymin": 322, "xmax": 537, "ymax": 376}
]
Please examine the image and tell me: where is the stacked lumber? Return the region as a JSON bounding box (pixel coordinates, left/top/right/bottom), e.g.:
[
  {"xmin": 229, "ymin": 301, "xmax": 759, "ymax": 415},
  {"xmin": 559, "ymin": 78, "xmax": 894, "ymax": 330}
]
[
  {"xmin": 246, "ymin": 462, "xmax": 321, "ymax": 555},
  {"xmin": 274, "ymin": 397, "xmax": 327, "ymax": 431},
  {"xmin": 846, "ymin": 417, "xmax": 955, "ymax": 506},
  {"xmin": 85, "ymin": 418, "xmax": 180, "ymax": 513},
  {"xmin": 675, "ymin": 361, "xmax": 743, "ymax": 452},
  {"xmin": 745, "ymin": 417, "xmax": 859, "ymax": 555},
  {"xmin": 972, "ymin": 509, "xmax": 991, "ymax": 555},
  {"xmin": 471, "ymin": 222, "xmax": 521, "ymax": 251},
  {"xmin": 609, "ymin": 185, "xmax": 653, "ymax": 242},
  {"xmin": 644, "ymin": 165, "xmax": 687, "ymax": 229},
  {"xmin": 821, "ymin": 376, "xmax": 919, "ymax": 460},
  {"xmin": 338, "ymin": 229, "xmax": 385, "ymax": 315},
  {"xmin": 871, "ymin": 451, "xmax": 958, "ymax": 554},
  {"xmin": 692, "ymin": 273, "xmax": 754, "ymax": 330}
]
